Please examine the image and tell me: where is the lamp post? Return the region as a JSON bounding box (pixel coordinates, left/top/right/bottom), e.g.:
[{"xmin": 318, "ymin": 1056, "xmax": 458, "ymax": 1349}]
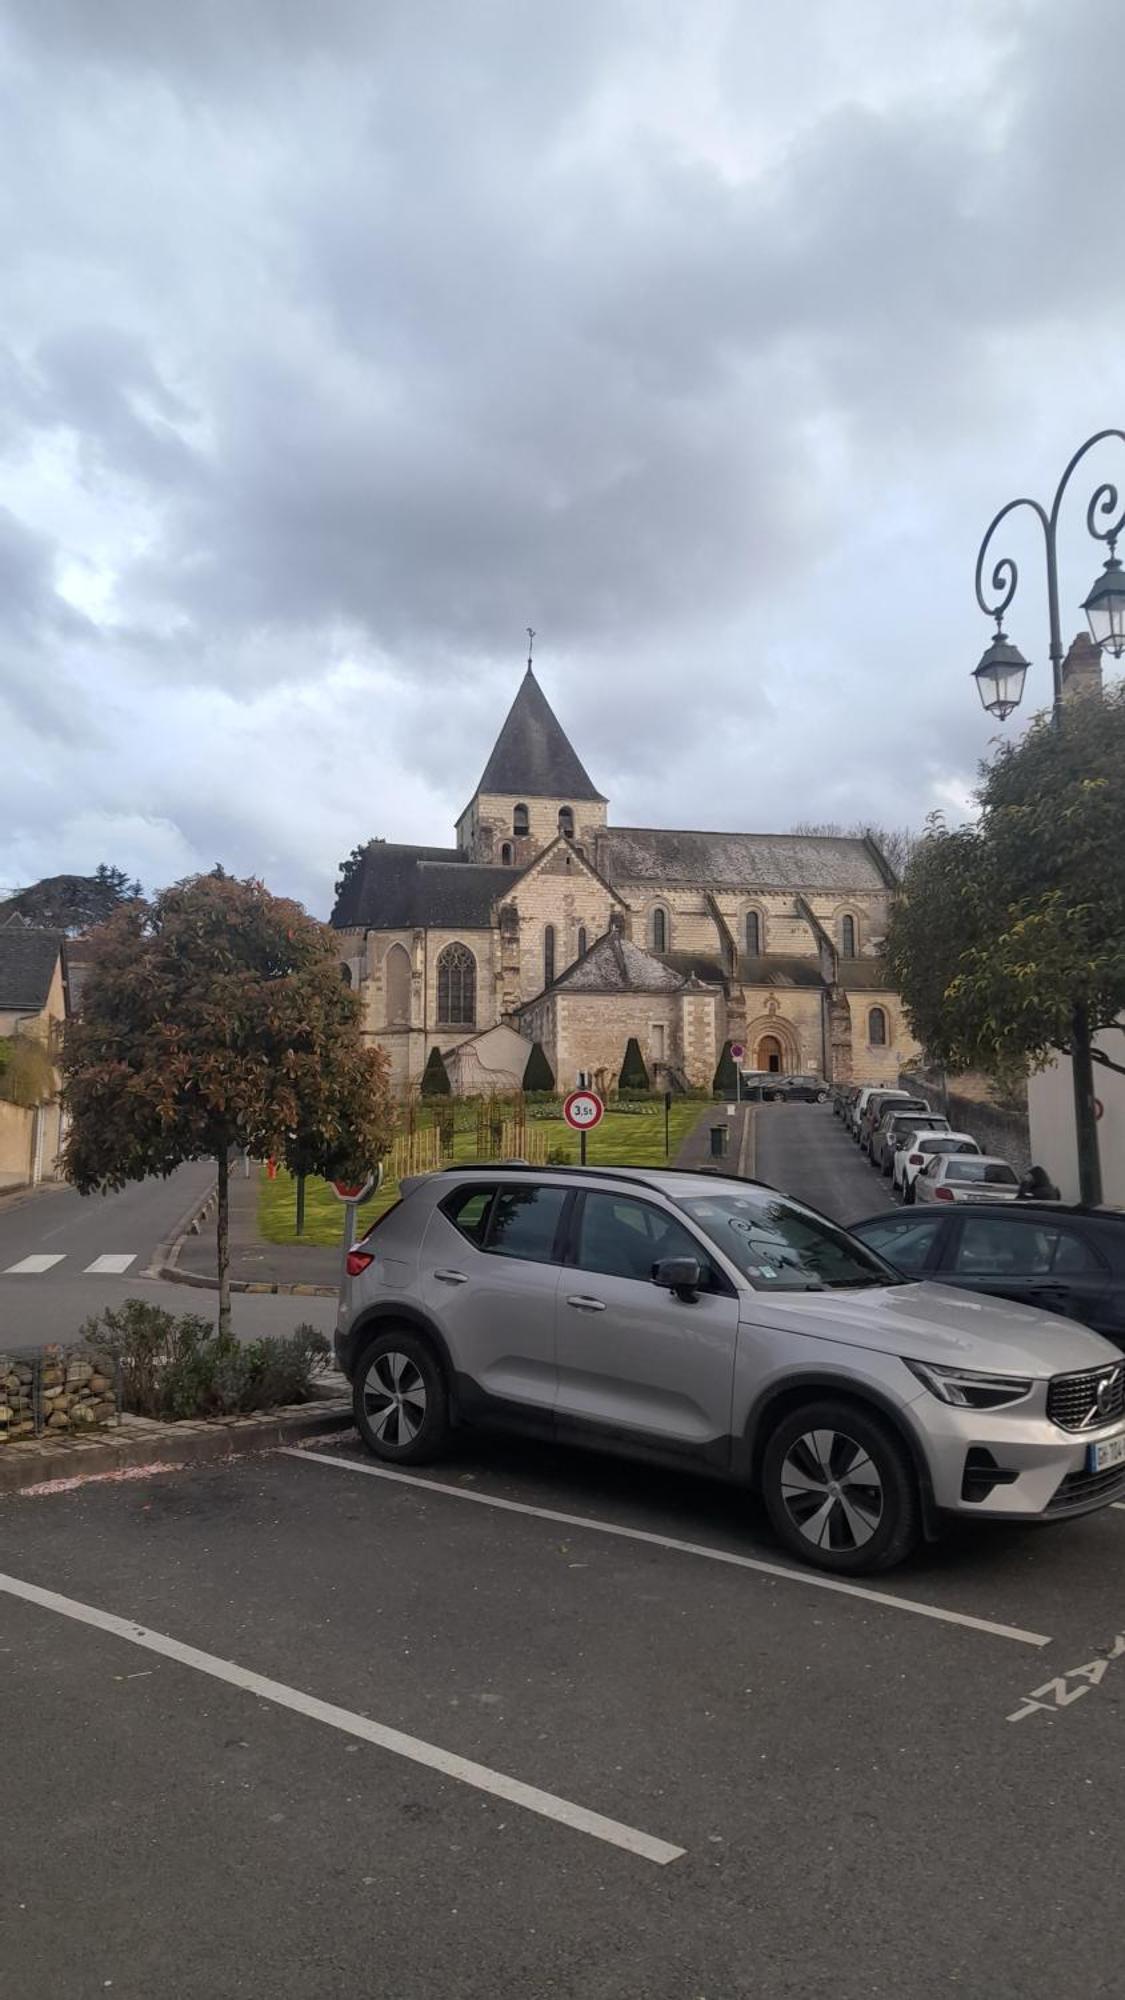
[{"xmin": 973, "ymin": 428, "xmax": 1125, "ymax": 1205}]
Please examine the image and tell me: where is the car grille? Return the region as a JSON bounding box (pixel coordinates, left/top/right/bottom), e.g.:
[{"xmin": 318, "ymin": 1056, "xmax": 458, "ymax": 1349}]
[
  {"xmin": 1046, "ymin": 1462, "xmax": 1125, "ymax": 1512},
  {"xmin": 1047, "ymin": 1366, "xmax": 1125, "ymax": 1432}
]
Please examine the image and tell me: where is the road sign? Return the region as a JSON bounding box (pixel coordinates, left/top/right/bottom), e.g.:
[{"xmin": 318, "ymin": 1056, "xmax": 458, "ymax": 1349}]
[
  {"xmin": 330, "ymin": 1166, "xmax": 380, "ymax": 1203},
  {"xmin": 730, "ymin": 1043, "xmax": 746, "ymax": 1062},
  {"xmin": 563, "ymin": 1089, "xmax": 605, "ymax": 1132}
]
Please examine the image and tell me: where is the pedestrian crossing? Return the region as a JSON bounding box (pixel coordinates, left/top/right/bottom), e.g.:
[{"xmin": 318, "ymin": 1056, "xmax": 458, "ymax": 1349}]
[{"xmin": 3, "ymin": 1253, "xmax": 138, "ymax": 1277}]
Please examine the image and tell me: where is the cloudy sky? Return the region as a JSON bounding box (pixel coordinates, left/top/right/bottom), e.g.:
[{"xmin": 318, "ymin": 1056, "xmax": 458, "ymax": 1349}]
[{"xmin": 2, "ymin": 0, "xmax": 1123, "ymax": 917}]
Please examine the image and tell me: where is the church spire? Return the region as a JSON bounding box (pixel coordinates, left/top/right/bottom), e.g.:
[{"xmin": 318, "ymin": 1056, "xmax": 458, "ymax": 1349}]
[{"xmin": 471, "ymin": 645, "xmax": 606, "ymax": 803}]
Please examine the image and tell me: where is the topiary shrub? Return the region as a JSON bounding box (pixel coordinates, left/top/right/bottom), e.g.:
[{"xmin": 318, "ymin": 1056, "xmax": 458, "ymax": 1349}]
[
  {"xmin": 712, "ymin": 1041, "xmax": 739, "ymax": 1097},
  {"xmin": 421, "ymin": 1045, "xmax": 452, "ymax": 1096},
  {"xmin": 522, "ymin": 1040, "xmax": 555, "ymax": 1092},
  {"xmin": 618, "ymin": 1037, "xmax": 650, "ymax": 1093}
]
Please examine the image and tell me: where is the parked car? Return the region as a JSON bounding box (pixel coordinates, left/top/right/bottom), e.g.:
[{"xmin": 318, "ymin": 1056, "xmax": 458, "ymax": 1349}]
[
  {"xmin": 848, "ymin": 1084, "xmax": 907, "ymax": 1141},
  {"xmin": 861, "ymin": 1092, "xmax": 930, "ymax": 1156},
  {"xmin": 769, "ymin": 1074, "xmax": 829, "ymax": 1104},
  {"xmin": 915, "ymin": 1153, "xmax": 1021, "ymax": 1204},
  {"xmin": 738, "ymin": 1070, "xmax": 776, "ymax": 1102},
  {"xmin": 336, "ymin": 1162, "xmax": 1125, "ymax": 1576},
  {"xmin": 833, "ymin": 1085, "xmax": 860, "ymax": 1122},
  {"xmin": 871, "ymin": 1108, "xmax": 950, "ymax": 1175},
  {"xmin": 893, "ymin": 1130, "xmax": 980, "ymax": 1200},
  {"xmin": 850, "ymin": 1204, "xmax": 1125, "ymax": 1351}
]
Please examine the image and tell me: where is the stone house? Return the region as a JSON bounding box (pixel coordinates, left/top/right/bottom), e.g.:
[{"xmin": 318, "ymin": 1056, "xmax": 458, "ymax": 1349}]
[
  {"xmin": 331, "ymin": 664, "xmax": 917, "ymax": 1093},
  {"xmin": 0, "ymin": 926, "xmax": 69, "ymax": 1189}
]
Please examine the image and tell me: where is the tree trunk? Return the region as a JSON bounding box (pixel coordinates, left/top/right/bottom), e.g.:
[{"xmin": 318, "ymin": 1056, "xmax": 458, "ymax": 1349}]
[
  {"xmin": 216, "ymin": 1145, "xmax": 232, "ymax": 1344},
  {"xmin": 1071, "ymin": 1002, "xmax": 1104, "ymax": 1208}
]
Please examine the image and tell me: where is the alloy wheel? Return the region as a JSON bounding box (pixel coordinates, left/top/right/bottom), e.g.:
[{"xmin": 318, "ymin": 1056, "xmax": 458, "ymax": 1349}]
[
  {"xmin": 361, "ymin": 1350, "xmax": 428, "ymax": 1448},
  {"xmin": 779, "ymin": 1428, "xmax": 884, "ymax": 1552}
]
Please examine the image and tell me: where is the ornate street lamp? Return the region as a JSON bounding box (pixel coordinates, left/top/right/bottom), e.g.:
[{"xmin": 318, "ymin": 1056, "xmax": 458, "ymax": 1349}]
[
  {"xmin": 972, "ymin": 626, "xmax": 1029, "ymax": 719},
  {"xmin": 971, "ymin": 428, "xmax": 1125, "ymax": 1210}
]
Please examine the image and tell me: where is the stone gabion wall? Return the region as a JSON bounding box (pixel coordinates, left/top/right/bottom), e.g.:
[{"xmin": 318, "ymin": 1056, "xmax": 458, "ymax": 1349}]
[{"xmin": 0, "ymin": 1344, "xmax": 119, "ymax": 1442}]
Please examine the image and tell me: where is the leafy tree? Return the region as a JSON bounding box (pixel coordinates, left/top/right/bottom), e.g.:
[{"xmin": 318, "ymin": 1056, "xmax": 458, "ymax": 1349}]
[
  {"xmin": 712, "ymin": 1041, "xmax": 739, "ymax": 1096},
  {"xmin": 334, "ymin": 840, "xmax": 377, "ymax": 904},
  {"xmin": 0, "ymin": 864, "xmax": 143, "ymax": 935},
  {"xmin": 886, "ymin": 687, "xmax": 1125, "ymax": 1096},
  {"xmin": 421, "ymin": 1045, "xmax": 452, "ymax": 1096},
  {"xmin": 62, "ymin": 872, "xmax": 393, "ymax": 1338},
  {"xmin": 618, "ymin": 1037, "xmax": 650, "ymax": 1092},
  {"xmin": 522, "ymin": 1040, "xmax": 555, "ymax": 1092}
]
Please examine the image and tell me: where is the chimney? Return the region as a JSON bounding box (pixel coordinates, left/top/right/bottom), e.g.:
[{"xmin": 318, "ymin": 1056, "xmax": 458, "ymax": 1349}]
[{"xmin": 1061, "ymin": 632, "xmax": 1103, "ymax": 705}]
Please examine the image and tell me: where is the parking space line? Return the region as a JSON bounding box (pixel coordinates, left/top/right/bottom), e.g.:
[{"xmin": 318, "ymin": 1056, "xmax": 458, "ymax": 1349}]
[
  {"xmin": 0, "ymin": 1570, "xmax": 684, "ymax": 1868},
  {"xmin": 282, "ymin": 1450, "xmax": 1052, "ymax": 1649},
  {"xmin": 1113, "ymin": 1503, "xmax": 1125, "ymax": 1512}
]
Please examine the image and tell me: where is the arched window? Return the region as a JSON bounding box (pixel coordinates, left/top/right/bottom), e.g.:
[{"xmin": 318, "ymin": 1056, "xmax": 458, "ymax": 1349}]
[
  {"xmin": 544, "ymin": 924, "xmax": 556, "ymax": 987},
  {"xmin": 437, "ymin": 943, "xmax": 476, "ymax": 1026},
  {"xmin": 513, "ymin": 803, "xmax": 529, "ymax": 836},
  {"xmin": 500, "ymin": 842, "xmax": 513, "ymax": 866},
  {"xmin": 868, "ymin": 1005, "xmax": 887, "ymax": 1047},
  {"xmin": 558, "ymin": 806, "xmax": 574, "ymax": 838},
  {"xmin": 340, "ymin": 962, "xmax": 353, "ymax": 987},
  {"xmin": 384, "ymin": 942, "xmax": 411, "ymax": 1025},
  {"xmin": 745, "ymin": 910, "xmax": 761, "ymax": 956},
  {"xmin": 576, "ymin": 925, "xmax": 588, "ymax": 959},
  {"xmin": 841, "ymin": 914, "xmax": 856, "ymax": 957},
  {"xmin": 650, "ymin": 906, "xmax": 668, "ymax": 953}
]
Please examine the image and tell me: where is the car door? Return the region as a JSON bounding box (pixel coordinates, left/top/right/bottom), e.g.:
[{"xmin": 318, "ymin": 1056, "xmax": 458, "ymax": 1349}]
[
  {"xmin": 555, "ymin": 1189, "xmax": 741, "ymax": 1463},
  {"xmin": 940, "ymin": 1214, "xmax": 1064, "ymax": 1313},
  {"xmin": 418, "ymin": 1180, "xmax": 571, "ymax": 1424}
]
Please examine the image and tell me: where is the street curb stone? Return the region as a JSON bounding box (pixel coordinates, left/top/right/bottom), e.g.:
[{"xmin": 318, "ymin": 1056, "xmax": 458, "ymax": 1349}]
[
  {"xmin": 0, "ymin": 1398, "xmax": 352, "ymax": 1495},
  {"xmin": 154, "ymin": 1263, "xmax": 337, "ymax": 1298}
]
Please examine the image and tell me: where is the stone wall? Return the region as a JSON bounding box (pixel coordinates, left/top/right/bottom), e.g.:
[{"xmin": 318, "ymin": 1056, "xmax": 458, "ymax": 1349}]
[
  {"xmin": 900, "ymin": 1069, "xmax": 1032, "ymax": 1177},
  {"xmin": 0, "ymin": 1344, "xmax": 118, "ymax": 1442}
]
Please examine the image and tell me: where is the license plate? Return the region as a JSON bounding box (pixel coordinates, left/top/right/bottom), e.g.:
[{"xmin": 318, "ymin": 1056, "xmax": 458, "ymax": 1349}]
[{"xmin": 1088, "ymin": 1431, "xmax": 1125, "ymax": 1474}]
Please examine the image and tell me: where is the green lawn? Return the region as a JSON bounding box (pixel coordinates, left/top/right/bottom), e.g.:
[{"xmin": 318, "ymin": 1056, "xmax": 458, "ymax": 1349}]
[{"xmin": 258, "ymin": 1100, "xmax": 707, "ymax": 1247}]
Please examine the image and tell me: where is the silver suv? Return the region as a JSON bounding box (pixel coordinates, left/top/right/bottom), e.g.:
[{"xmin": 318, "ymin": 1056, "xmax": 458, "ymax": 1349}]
[{"xmin": 335, "ymin": 1165, "xmax": 1125, "ymax": 1575}]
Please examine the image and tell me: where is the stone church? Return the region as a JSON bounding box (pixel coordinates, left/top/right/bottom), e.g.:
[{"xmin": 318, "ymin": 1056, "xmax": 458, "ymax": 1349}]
[{"xmin": 330, "ymin": 665, "xmax": 916, "ymax": 1095}]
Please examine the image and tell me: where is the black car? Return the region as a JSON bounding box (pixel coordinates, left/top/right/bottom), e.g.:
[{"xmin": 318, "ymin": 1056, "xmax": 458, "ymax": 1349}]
[
  {"xmin": 768, "ymin": 1074, "xmax": 829, "ymax": 1104},
  {"xmin": 850, "ymin": 1203, "xmax": 1125, "ymax": 1351}
]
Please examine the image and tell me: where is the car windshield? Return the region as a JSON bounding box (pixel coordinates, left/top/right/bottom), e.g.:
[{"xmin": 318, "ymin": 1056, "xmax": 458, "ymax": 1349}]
[
  {"xmin": 680, "ymin": 1189, "xmax": 905, "ymax": 1292},
  {"xmin": 944, "ymin": 1160, "xmax": 1019, "ymax": 1185}
]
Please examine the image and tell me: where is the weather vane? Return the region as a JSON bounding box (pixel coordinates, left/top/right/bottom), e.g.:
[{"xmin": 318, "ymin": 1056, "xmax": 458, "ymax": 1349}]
[{"xmin": 527, "ymin": 626, "xmax": 535, "ymax": 673}]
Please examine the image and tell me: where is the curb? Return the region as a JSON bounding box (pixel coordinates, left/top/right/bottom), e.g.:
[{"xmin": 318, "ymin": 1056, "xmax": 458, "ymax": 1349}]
[
  {"xmin": 0, "ymin": 1398, "xmax": 352, "ymax": 1496},
  {"xmin": 154, "ymin": 1263, "xmax": 337, "ymax": 1298}
]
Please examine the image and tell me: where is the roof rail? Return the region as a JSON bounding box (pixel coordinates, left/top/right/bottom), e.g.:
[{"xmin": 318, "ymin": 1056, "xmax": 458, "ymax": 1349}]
[{"xmin": 428, "ymin": 1161, "xmax": 769, "ymax": 1194}]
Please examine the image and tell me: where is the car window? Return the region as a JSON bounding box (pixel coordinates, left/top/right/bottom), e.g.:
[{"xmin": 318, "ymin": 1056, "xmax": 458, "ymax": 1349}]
[
  {"xmin": 853, "ymin": 1216, "xmax": 941, "ymax": 1273},
  {"xmin": 681, "ymin": 1189, "xmax": 903, "ymax": 1292},
  {"xmin": 574, "ymin": 1192, "xmax": 714, "ymax": 1286},
  {"xmin": 920, "ymin": 1136, "xmax": 976, "ymax": 1155},
  {"xmin": 944, "ymin": 1160, "xmax": 1019, "ymax": 1186},
  {"xmin": 485, "ymin": 1185, "xmax": 569, "ymax": 1264},
  {"xmin": 953, "ymin": 1218, "xmax": 1054, "ymax": 1276},
  {"xmin": 1051, "ymin": 1229, "xmax": 1101, "ymax": 1276},
  {"xmin": 439, "ymin": 1184, "xmax": 495, "ymax": 1247}
]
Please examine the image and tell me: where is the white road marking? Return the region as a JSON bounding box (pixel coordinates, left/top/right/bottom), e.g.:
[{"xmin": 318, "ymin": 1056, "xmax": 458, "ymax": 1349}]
[
  {"xmin": 0, "ymin": 1570, "xmax": 684, "ymax": 1867},
  {"xmin": 1112, "ymin": 1503, "xmax": 1125, "ymax": 1512},
  {"xmin": 283, "ymin": 1450, "xmax": 1052, "ymax": 1649},
  {"xmin": 3, "ymin": 1254, "xmax": 65, "ymax": 1275},
  {"xmin": 84, "ymin": 1254, "xmax": 137, "ymax": 1275}
]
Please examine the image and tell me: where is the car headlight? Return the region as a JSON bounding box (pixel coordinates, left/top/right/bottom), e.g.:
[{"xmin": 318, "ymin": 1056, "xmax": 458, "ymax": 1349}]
[{"xmin": 905, "ymin": 1359, "xmax": 1034, "ymax": 1409}]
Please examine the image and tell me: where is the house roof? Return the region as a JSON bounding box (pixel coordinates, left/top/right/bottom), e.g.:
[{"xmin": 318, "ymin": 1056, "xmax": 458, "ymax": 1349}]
[
  {"xmin": 595, "ymin": 828, "xmax": 892, "ymax": 891},
  {"xmin": 329, "ymin": 842, "xmax": 521, "ymax": 931},
  {"xmin": 471, "ymin": 668, "xmax": 605, "ymax": 804},
  {"xmin": 0, "ymin": 926, "xmax": 64, "ymax": 1012},
  {"xmin": 547, "ymin": 931, "xmax": 689, "ymax": 996}
]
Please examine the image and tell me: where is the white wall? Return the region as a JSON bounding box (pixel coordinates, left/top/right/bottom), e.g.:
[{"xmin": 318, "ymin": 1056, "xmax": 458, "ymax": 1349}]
[{"xmin": 1027, "ymin": 1020, "xmax": 1125, "ymax": 1207}]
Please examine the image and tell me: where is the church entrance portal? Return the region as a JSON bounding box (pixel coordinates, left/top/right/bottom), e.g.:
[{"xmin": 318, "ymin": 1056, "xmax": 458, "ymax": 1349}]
[{"xmin": 756, "ymin": 1034, "xmax": 783, "ymax": 1073}]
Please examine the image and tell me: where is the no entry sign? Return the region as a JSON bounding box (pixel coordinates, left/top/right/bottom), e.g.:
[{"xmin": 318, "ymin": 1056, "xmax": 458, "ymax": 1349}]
[
  {"xmin": 563, "ymin": 1089, "xmax": 605, "ymax": 1132},
  {"xmin": 330, "ymin": 1167, "xmax": 380, "ymax": 1203},
  {"xmin": 730, "ymin": 1043, "xmax": 746, "ymax": 1063}
]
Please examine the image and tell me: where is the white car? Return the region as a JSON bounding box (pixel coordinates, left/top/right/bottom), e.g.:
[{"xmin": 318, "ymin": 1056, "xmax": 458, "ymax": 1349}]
[
  {"xmin": 849, "ymin": 1085, "xmax": 911, "ymax": 1142},
  {"xmin": 894, "ymin": 1130, "xmax": 980, "ymax": 1201},
  {"xmin": 914, "ymin": 1151, "xmax": 1020, "ymax": 1204}
]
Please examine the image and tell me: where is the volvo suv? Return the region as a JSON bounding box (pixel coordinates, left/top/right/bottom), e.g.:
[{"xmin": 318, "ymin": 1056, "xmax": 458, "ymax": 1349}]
[{"xmin": 335, "ymin": 1165, "xmax": 1125, "ymax": 1575}]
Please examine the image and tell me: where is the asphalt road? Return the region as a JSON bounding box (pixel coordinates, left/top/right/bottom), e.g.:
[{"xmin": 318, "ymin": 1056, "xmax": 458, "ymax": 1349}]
[
  {"xmin": 3, "ymin": 1436, "xmax": 1124, "ymax": 2000},
  {"xmin": 753, "ymin": 1099, "xmax": 898, "ymax": 1226},
  {"xmin": 0, "ymin": 1166, "xmax": 335, "ymax": 1350}
]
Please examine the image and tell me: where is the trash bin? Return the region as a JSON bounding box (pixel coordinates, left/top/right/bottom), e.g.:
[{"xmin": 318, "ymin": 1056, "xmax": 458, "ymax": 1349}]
[{"xmin": 709, "ymin": 1123, "xmax": 730, "ymax": 1159}]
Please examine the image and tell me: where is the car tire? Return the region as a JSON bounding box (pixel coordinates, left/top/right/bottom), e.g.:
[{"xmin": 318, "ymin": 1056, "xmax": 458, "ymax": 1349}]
[
  {"xmin": 761, "ymin": 1398, "xmax": 920, "ymax": 1575},
  {"xmin": 353, "ymin": 1329, "xmax": 451, "ymax": 1465},
  {"xmin": 816, "ymin": 1090, "xmax": 828, "ymax": 1103},
  {"xmin": 904, "ymin": 1180, "xmax": 916, "ymax": 1205}
]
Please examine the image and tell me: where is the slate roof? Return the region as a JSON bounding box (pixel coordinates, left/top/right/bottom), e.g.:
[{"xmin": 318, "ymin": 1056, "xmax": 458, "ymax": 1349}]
[
  {"xmin": 550, "ymin": 932, "xmax": 689, "ymax": 995},
  {"xmin": 473, "ymin": 669, "xmax": 606, "ymax": 803},
  {"xmin": 836, "ymin": 957, "xmax": 897, "ymax": 992},
  {"xmin": 740, "ymin": 953, "xmax": 828, "ymax": 989},
  {"xmin": 0, "ymin": 926, "xmax": 64, "ymax": 1011},
  {"xmin": 595, "ymin": 828, "xmax": 891, "ymax": 890},
  {"xmin": 330, "ymin": 842, "xmax": 521, "ymax": 931}
]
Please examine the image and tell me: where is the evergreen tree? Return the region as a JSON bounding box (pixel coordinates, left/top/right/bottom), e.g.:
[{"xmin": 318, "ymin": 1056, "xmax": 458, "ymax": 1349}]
[
  {"xmin": 618, "ymin": 1036, "xmax": 650, "ymax": 1092},
  {"xmin": 522, "ymin": 1041, "xmax": 555, "ymax": 1092},
  {"xmin": 712, "ymin": 1041, "xmax": 738, "ymax": 1096},
  {"xmin": 421, "ymin": 1045, "xmax": 452, "ymax": 1096}
]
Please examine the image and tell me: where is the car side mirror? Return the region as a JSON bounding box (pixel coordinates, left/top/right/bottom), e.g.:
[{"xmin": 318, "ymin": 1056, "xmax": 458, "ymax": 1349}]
[{"xmin": 652, "ymin": 1256, "xmax": 702, "ymax": 1299}]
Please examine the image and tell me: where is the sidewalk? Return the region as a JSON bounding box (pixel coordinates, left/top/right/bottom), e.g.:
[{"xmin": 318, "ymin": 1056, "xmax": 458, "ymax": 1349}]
[
  {"xmin": 673, "ymin": 1102, "xmax": 756, "ymax": 1177},
  {"xmin": 169, "ymin": 1168, "xmax": 339, "ymax": 1294}
]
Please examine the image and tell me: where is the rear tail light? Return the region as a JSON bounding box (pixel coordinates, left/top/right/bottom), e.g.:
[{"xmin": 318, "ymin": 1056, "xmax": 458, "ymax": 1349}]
[
  {"xmin": 934, "ymin": 1187, "xmax": 954, "ymax": 1202},
  {"xmin": 909, "ymin": 1153, "xmax": 924, "ymax": 1165},
  {"xmin": 345, "ymin": 1249, "xmax": 375, "ymax": 1277}
]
